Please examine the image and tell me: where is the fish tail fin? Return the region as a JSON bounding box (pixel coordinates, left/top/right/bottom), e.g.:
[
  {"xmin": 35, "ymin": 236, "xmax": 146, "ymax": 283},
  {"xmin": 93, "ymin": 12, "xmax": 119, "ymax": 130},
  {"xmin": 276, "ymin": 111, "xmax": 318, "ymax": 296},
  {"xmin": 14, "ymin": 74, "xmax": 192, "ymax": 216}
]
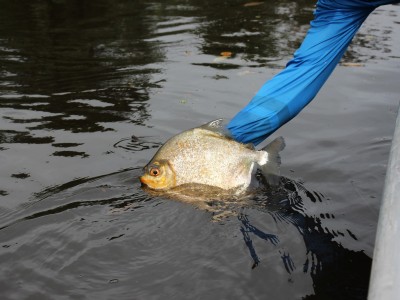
[{"xmin": 259, "ymin": 136, "xmax": 285, "ymax": 186}]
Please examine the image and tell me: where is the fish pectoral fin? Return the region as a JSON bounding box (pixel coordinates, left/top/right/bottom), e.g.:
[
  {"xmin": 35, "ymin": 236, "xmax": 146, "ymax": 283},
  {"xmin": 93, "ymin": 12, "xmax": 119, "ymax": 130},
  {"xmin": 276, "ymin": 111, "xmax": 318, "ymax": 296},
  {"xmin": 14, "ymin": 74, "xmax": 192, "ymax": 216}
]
[{"xmin": 259, "ymin": 136, "xmax": 285, "ymax": 186}]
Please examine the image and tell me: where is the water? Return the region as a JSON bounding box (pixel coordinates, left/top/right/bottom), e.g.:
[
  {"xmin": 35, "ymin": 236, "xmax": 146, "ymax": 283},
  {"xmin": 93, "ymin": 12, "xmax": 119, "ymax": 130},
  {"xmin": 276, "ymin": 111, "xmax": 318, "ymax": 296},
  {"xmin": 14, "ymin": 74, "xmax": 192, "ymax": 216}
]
[{"xmin": 0, "ymin": 1, "xmax": 399, "ymax": 299}]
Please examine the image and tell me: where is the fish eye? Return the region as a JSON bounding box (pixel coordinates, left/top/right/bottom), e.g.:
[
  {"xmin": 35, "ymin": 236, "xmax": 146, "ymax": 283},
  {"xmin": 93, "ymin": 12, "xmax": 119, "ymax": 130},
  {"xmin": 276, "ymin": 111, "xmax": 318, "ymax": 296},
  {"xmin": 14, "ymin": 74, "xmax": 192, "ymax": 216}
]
[{"xmin": 149, "ymin": 167, "xmax": 160, "ymax": 176}]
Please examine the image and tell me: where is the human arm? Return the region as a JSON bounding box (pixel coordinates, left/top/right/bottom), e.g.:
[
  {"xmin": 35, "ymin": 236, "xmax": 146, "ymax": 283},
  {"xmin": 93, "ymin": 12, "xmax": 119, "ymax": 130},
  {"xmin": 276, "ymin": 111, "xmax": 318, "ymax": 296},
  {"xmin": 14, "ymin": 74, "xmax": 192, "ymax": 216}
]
[{"xmin": 227, "ymin": 0, "xmax": 400, "ymax": 146}]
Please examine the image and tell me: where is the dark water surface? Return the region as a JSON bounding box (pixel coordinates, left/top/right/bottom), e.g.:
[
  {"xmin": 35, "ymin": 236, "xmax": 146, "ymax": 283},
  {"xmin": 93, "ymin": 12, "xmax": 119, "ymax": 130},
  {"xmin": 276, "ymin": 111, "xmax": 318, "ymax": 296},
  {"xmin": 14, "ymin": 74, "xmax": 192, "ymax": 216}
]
[{"xmin": 1, "ymin": 1, "xmax": 399, "ymax": 299}]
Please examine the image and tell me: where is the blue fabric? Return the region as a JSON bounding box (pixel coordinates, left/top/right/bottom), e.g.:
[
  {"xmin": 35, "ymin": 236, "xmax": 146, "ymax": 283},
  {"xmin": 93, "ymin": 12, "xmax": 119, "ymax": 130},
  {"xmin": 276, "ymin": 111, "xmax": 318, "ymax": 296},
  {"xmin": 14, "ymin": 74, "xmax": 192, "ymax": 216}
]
[{"xmin": 227, "ymin": 0, "xmax": 400, "ymax": 146}]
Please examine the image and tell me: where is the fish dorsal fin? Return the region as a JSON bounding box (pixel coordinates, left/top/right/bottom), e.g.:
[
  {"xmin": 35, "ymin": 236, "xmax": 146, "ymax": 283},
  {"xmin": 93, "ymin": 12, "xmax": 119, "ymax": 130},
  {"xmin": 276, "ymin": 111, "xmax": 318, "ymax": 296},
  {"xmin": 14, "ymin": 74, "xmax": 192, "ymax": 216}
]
[
  {"xmin": 199, "ymin": 119, "xmax": 256, "ymax": 148},
  {"xmin": 201, "ymin": 118, "xmax": 225, "ymax": 128},
  {"xmin": 200, "ymin": 119, "xmax": 225, "ymax": 130},
  {"xmin": 200, "ymin": 118, "xmax": 233, "ymax": 138}
]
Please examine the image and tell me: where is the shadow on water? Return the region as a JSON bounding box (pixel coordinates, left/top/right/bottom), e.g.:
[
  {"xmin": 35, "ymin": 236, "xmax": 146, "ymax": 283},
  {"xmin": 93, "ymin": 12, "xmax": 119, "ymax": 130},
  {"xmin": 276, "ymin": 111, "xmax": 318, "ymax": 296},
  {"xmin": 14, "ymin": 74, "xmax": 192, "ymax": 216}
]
[{"xmin": 243, "ymin": 175, "xmax": 371, "ymax": 299}]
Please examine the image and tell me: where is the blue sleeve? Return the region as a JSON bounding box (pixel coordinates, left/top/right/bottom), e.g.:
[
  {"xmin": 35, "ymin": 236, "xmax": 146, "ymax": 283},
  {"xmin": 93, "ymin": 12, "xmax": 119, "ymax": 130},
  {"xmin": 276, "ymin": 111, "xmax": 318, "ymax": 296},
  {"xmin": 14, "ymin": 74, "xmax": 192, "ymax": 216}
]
[{"xmin": 227, "ymin": 0, "xmax": 399, "ymax": 146}]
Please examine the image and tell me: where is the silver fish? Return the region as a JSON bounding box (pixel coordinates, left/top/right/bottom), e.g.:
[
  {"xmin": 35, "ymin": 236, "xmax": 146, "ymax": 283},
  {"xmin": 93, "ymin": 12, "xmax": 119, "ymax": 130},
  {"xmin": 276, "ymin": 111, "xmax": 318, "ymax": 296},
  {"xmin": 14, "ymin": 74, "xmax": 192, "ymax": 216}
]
[{"xmin": 140, "ymin": 119, "xmax": 285, "ymax": 193}]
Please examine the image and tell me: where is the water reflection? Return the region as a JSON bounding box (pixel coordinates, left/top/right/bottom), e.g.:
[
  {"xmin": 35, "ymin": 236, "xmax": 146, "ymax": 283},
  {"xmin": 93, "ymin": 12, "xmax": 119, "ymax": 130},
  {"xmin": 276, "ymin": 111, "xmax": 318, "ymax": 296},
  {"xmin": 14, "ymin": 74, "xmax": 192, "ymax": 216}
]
[
  {"xmin": 0, "ymin": 167, "xmax": 371, "ymax": 299},
  {"xmin": 0, "ymin": 0, "xmax": 165, "ymax": 139},
  {"xmin": 0, "ymin": 168, "xmax": 146, "ymax": 229},
  {"xmin": 194, "ymin": 0, "xmax": 315, "ymax": 66},
  {"xmin": 0, "ymin": 0, "xmax": 392, "ymax": 142},
  {"xmin": 114, "ymin": 135, "xmax": 161, "ymax": 152}
]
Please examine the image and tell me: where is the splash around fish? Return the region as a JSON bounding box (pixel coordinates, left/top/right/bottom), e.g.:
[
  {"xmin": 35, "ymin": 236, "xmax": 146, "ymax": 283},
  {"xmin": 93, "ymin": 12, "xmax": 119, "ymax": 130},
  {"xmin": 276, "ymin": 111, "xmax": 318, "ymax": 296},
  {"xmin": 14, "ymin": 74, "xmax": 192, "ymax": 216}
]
[{"xmin": 140, "ymin": 119, "xmax": 285, "ymax": 202}]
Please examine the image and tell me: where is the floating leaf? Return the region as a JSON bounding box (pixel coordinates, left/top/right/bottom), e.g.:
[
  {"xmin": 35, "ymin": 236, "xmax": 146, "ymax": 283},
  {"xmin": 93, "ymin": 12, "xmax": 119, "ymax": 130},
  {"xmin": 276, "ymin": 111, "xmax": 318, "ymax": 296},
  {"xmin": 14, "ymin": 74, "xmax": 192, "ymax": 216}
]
[
  {"xmin": 340, "ymin": 62, "xmax": 365, "ymax": 67},
  {"xmin": 243, "ymin": 2, "xmax": 264, "ymax": 7},
  {"xmin": 220, "ymin": 51, "xmax": 233, "ymax": 57}
]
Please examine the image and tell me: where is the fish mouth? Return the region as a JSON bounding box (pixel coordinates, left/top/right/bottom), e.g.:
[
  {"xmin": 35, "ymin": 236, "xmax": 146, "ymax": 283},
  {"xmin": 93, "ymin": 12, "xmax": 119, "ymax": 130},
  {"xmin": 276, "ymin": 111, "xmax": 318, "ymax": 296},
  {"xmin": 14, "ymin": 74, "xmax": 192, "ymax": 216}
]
[
  {"xmin": 139, "ymin": 176, "xmax": 150, "ymax": 186},
  {"xmin": 139, "ymin": 175, "xmax": 169, "ymax": 190},
  {"xmin": 139, "ymin": 176, "xmax": 160, "ymax": 190}
]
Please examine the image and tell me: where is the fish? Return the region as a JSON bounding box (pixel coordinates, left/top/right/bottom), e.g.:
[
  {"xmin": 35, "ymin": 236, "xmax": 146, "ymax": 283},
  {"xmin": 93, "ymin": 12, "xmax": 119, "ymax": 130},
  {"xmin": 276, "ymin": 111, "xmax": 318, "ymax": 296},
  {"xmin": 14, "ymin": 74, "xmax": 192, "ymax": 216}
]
[{"xmin": 140, "ymin": 119, "xmax": 285, "ymax": 194}]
